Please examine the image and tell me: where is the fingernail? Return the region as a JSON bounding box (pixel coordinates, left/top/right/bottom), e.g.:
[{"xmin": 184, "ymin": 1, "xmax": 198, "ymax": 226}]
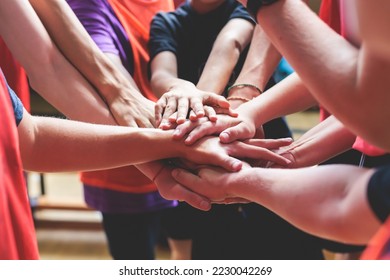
[
  {"xmin": 171, "ymin": 169, "xmax": 179, "ymax": 177},
  {"xmin": 197, "ymin": 111, "xmax": 205, "ymax": 117},
  {"xmin": 173, "ymin": 130, "xmax": 181, "ymax": 137},
  {"xmin": 161, "ymin": 123, "xmax": 170, "ymax": 129},
  {"xmin": 184, "ymin": 138, "xmax": 192, "ymax": 145},
  {"xmin": 220, "ymin": 132, "xmax": 229, "ymax": 142},
  {"xmin": 200, "ymin": 200, "xmax": 211, "ymax": 211},
  {"xmin": 232, "ymin": 160, "xmax": 242, "ymax": 171}
]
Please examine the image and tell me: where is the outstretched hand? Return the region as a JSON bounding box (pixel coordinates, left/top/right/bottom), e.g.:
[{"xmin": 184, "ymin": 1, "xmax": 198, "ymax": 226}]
[
  {"xmin": 155, "ymin": 84, "xmax": 237, "ymax": 129},
  {"xmin": 170, "ymin": 166, "xmax": 247, "ymax": 203},
  {"xmin": 179, "ymin": 136, "xmax": 293, "ymax": 172},
  {"xmin": 173, "ymin": 113, "xmax": 258, "ymax": 145},
  {"xmin": 109, "ymin": 95, "xmax": 156, "ymax": 128},
  {"xmin": 153, "ymin": 166, "xmax": 212, "ymax": 211}
]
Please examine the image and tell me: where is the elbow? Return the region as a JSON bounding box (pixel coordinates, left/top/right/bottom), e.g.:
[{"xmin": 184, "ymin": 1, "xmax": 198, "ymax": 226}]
[
  {"xmin": 216, "ymin": 34, "xmax": 246, "ymax": 57},
  {"xmin": 25, "ymin": 47, "xmax": 62, "ymax": 96}
]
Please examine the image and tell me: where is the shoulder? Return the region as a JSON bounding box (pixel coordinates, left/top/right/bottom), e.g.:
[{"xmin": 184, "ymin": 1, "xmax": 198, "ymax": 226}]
[
  {"xmin": 227, "ymin": 0, "xmax": 254, "ymax": 23},
  {"xmin": 152, "ymin": 3, "xmax": 190, "ymax": 28},
  {"xmin": 66, "ymin": 0, "xmax": 112, "ymax": 15}
]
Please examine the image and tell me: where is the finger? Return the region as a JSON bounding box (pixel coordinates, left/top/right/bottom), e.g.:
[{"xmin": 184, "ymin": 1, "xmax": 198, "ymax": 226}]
[
  {"xmin": 203, "ymin": 105, "xmax": 217, "ymax": 122},
  {"xmin": 162, "ymin": 121, "xmax": 177, "ymax": 130},
  {"xmin": 244, "ymin": 138, "xmax": 294, "ymax": 149},
  {"xmin": 155, "ymin": 98, "xmax": 166, "ymax": 127},
  {"xmin": 203, "ymin": 93, "xmax": 230, "ymax": 109},
  {"xmin": 170, "ymin": 184, "xmax": 211, "ymax": 211},
  {"xmin": 184, "ymin": 121, "xmax": 218, "ymax": 145},
  {"xmin": 168, "ymin": 112, "xmax": 178, "ymax": 123},
  {"xmin": 170, "ymin": 169, "xmax": 212, "ymax": 210},
  {"xmin": 267, "ymin": 152, "xmax": 296, "ymax": 168},
  {"xmin": 173, "ymin": 119, "xmax": 199, "ymax": 140},
  {"xmin": 127, "ymin": 119, "xmax": 139, "ymax": 128},
  {"xmin": 159, "ymin": 179, "xmax": 211, "ymax": 211},
  {"xmin": 214, "ymin": 107, "xmax": 238, "ymax": 118},
  {"xmin": 219, "ymin": 123, "xmax": 253, "ymax": 143},
  {"xmin": 160, "ymin": 97, "xmax": 178, "ymax": 128},
  {"xmin": 149, "ymin": 115, "xmax": 157, "ymax": 128},
  {"xmin": 171, "ymin": 168, "xmax": 223, "ymax": 199},
  {"xmin": 210, "ymin": 155, "xmax": 243, "ymax": 172},
  {"xmin": 231, "ymin": 143, "xmax": 292, "ymax": 166},
  {"xmin": 213, "ymin": 198, "xmax": 251, "ymax": 204},
  {"xmin": 176, "ymin": 97, "xmax": 190, "ymax": 124},
  {"xmin": 189, "ymin": 97, "xmax": 205, "ymax": 119},
  {"xmin": 136, "ymin": 116, "xmax": 155, "ymax": 128},
  {"xmin": 189, "ymin": 110, "xmax": 198, "ymax": 121}
]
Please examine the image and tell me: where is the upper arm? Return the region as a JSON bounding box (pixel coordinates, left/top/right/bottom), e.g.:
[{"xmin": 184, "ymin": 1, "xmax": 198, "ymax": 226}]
[
  {"xmin": 0, "ymin": 0, "xmax": 57, "ymax": 78},
  {"xmin": 212, "ymin": 18, "xmax": 254, "ymax": 52},
  {"xmin": 150, "ymin": 51, "xmax": 178, "ymax": 96},
  {"xmin": 358, "ymin": 0, "xmax": 390, "ymax": 61}
]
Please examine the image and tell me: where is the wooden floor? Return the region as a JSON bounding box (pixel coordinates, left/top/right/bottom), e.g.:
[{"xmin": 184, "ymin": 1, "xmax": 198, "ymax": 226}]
[{"xmin": 32, "ymin": 110, "xmax": 320, "ymax": 260}]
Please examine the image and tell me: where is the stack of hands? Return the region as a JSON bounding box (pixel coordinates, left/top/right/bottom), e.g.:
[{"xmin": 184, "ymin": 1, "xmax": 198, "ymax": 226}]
[{"xmin": 151, "ymin": 91, "xmax": 294, "ymax": 211}]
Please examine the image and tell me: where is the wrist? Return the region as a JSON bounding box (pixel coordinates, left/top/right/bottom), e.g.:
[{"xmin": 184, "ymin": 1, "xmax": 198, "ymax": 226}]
[
  {"xmin": 103, "ymin": 85, "xmax": 144, "ymax": 106},
  {"xmin": 146, "ymin": 129, "xmax": 182, "ymax": 159},
  {"xmin": 225, "ymin": 168, "xmax": 252, "ymax": 198},
  {"xmin": 228, "ymin": 99, "xmax": 247, "ymax": 109},
  {"xmin": 235, "ymin": 101, "xmax": 261, "ymax": 127},
  {"xmin": 227, "ymin": 83, "xmax": 262, "ymax": 98},
  {"xmin": 227, "ymin": 85, "xmax": 262, "ymax": 105},
  {"xmin": 152, "ymin": 164, "xmax": 166, "ymax": 182},
  {"xmin": 168, "ymin": 79, "xmax": 196, "ymax": 92}
]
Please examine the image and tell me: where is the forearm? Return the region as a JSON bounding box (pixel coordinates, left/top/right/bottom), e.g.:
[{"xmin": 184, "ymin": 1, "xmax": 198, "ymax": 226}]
[
  {"xmin": 34, "ymin": 54, "xmax": 117, "ymax": 124},
  {"xmin": 232, "ymin": 25, "xmax": 281, "ymax": 94},
  {"xmin": 18, "ymin": 112, "xmax": 178, "ymax": 172},
  {"xmin": 255, "ymin": 0, "xmax": 390, "ymax": 149},
  {"xmin": 0, "ymin": 0, "xmax": 116, "ymax": 125},
  {"xmin": 29, "ymin": 0, "xmax": 145, "ymax": 107},
  {"xmin": 231, "ymin": 165, "xmax": 380, "ymax": 244},
  {"xmin": 151, "ymin": 70, "xmax": 196, "ymax": 98},
  {"xmin": 283, "ymin": 116, "xmax": 356, "ymax": 167},
  {"xmin": 197, "ymin": 18, "xmax": 254, "ymax": 94},
  {"xmin": 256, "ymin": 0, "xmax": 358, "ymax": 105},
  {"xmin": 237, "ymin": 73, "xmax": 317, "ymax": 127}
]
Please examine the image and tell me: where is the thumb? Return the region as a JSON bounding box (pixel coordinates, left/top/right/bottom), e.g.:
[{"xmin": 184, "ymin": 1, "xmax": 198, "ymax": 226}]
[
  {"xmin": 220, "ymin": 123, "xmax": 252, "ymax": 143},
  {"xmin": 210, "ymin": 155, "xmax": 242, "ymax": 172},
  {"xmin": 204, "ymin": 93, "xmax": 230, "ymax": 109}
]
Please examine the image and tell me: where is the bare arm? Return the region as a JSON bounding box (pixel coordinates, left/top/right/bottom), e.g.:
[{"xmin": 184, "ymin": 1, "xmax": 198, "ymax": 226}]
[
  {"xmin": 18, "ymin": 108, "xmax": 294, "ymax": 174},
  {"xmin": 28, "ymin": 0, "xmax": 155, "ymax": 128},
  {"xmin": 1, "ymin": 0, "xmax": 213, "ymax": 210},
  {"xmin": 173, "ymin": 72, "xmax": 317, "ymax": 144},
  {"xmin": 0, "ymin": 0, "xmax": 114, "ymax": 124},
  {"xmin": 150, "ymin": 15, "xmax": 252, "ymax": 127},
  {"xmin": 150, "ymin": 51, "xmax": 230, "ymax": 127},
  {"xmin": 252, "ymin": 0, "xmax": 390, "ymax": 151},
  {"xmin": 196, "ymin": 18, "xmax": 254, "ymax": 94},
  {"xmin": 227, "ymin": 24, "xmax": 281, "ymax": 109},
  {"xmin": 272, "ymin": 116, "xmax": 356, "ymax": 168},
  {"xmin": 17, "ymin": 108, "xmax": 255, "ymax": 173},
  {"xmin": 172, "ymin": 164, "xmax": 381, "ymax": 244}
]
